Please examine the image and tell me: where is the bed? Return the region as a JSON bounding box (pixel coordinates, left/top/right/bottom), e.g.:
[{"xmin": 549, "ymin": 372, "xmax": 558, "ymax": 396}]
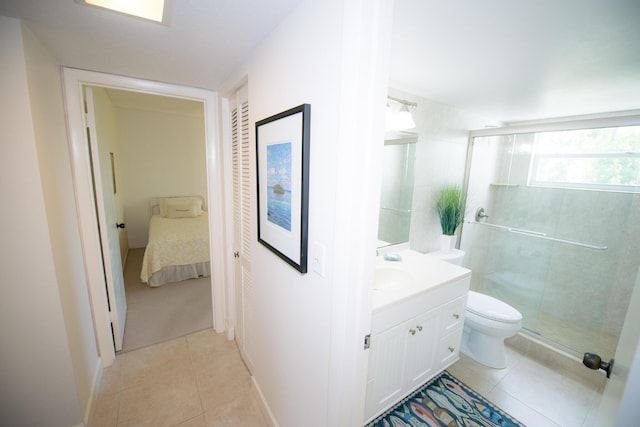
[{"xmin": 140, "ymin": 196, "xmax": 211, "ymax": 287}]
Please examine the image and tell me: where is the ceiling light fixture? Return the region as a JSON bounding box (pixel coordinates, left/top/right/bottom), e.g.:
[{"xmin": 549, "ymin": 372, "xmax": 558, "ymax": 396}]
[
  {"xmin": 395, "ymin": 104, "xmax": 416, "ymax": 130},
  {"xmin": 385, "ymin": 96, "xmax": 417, "ymax": 131},
  {"xmin": 80, "ymin": 0, "xmax": 166, "ymax": 23}
]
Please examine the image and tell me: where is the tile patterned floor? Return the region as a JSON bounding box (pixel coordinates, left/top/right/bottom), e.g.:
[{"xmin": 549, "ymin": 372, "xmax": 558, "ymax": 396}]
[
  {"xmin": 448, "ymin": 340, "xmax": 606, "ymax": 427},
  {"xmin": 90, "ymin": 329, "xmax": 268, "ymax": 427},
  {"xmin": 91, "ymin": 329, "xmax": 606, "ymax": 426}
]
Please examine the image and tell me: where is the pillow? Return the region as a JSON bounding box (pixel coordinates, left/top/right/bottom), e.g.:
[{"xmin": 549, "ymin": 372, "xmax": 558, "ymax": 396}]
[{"xmin": 160, "ymin": 197, "xmax": 203, "ymax": 218}]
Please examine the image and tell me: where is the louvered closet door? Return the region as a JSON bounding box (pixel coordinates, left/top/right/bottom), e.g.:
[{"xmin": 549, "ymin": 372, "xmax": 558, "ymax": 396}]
[{"xmin": 231, "ymin": 84, "xmax": 254, "ymax": 372}]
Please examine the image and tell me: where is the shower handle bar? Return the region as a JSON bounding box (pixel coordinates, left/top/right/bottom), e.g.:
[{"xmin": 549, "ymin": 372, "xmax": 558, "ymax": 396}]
[
  {"xmin": 509, "ymin": 230, "xmax": 608, "ymax": 250},
  {"xmin": 466, "ymin": 221, "xmax": 545, "ymax": 235},
  {"xmin": 507, "ymin": 227, "xmax": 546, "ymax": 237},
  {"xmin": 466, "ymin": 221, "xmax": 608, "ymax": 250}
]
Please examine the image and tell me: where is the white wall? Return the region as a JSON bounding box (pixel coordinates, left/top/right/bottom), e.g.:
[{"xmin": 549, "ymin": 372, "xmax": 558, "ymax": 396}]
[
  {"xmin": 21, "ymin": 24, "xmax": 100, "ymax": 423},
  {"xmin": 239, "ymin": 0, "xmax": 392, "ymax": 425},
  {"xmin": 0, "ymin": 16, "xmax": 86, "ymax": 426},
  {"xmin": 116, "ymin": 104, "xmax": 206, "ymax": 248}
]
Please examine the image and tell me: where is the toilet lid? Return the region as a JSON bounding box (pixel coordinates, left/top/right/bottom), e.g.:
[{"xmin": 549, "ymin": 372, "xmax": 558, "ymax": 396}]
[{"xmin": 467, "ymin": 291, "xmax": 522, "ymax": 323}]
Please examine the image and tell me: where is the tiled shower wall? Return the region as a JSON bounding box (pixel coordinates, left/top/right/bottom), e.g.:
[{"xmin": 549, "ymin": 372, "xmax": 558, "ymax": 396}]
[{"xmin": 462, "ymin": 134, "xmax": 640, "ymax": 357}]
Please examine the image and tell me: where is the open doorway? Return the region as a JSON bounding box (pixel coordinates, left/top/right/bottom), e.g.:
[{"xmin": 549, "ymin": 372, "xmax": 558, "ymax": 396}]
[
  {"xmin": 63, "ymin": 68, "xmax": 226, "ymax": 366},
  {"xmin": 88, "ymin": 86, "xmax": 213, "ymax": 352}
]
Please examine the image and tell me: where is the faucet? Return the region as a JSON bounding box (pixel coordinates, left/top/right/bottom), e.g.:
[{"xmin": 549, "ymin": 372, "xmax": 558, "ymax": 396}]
[{"xmin": 475, "ymin": 207, "xmax": 489, "ymax": 222}]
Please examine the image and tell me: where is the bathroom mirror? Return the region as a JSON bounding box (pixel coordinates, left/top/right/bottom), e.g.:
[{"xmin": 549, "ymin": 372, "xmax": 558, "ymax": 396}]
[{"xmin": 377, "ymin": 131, "xmax": 417, "ymax": 248}]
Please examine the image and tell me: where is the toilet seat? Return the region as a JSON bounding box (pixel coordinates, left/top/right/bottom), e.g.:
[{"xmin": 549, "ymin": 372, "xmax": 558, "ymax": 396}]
[{"xmin": 466, "ymin": 291, "xmax": 522, "ymax": 323}]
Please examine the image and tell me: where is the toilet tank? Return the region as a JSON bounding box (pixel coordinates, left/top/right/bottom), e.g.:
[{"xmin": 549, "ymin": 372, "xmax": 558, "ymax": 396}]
[{"xmin": 428, "ymin": 249, "xmax": 466, "ymax": 266}]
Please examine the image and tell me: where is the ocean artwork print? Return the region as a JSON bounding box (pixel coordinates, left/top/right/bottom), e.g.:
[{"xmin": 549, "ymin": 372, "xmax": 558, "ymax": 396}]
[{"xmin": 266, "ymin": 141, "xmax": 292, "ymax": 231}]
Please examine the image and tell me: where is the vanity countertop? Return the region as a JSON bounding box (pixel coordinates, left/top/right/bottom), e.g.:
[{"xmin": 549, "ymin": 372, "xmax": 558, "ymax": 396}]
[{"xmin": 372, "ymin": 249, "xmax": 471, "ymax": 312}]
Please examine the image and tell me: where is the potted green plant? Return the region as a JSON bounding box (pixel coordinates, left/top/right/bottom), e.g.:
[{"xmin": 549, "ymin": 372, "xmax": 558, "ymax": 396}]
[{"xmin": 436, "ymin": 185, "xmax": 463, "ymax": 253}]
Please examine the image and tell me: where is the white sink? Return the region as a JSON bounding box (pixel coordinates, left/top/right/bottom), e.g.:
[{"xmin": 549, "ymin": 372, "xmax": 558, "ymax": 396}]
[
  {"xmin": 372, "ymin": 249, "xmax": 472, "ymax": 310},
  {"xmin": 373, "ymin": 267, "xmax": 416, "ymax": 290}
]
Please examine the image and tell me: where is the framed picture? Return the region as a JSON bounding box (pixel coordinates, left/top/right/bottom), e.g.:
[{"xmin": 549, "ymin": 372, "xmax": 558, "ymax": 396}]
[
  {"xmin": 110, "ymin": 152, "xmax": 117, "ymax": 194},
  {"xmin": 256, "ymin": 104, "xmax": 311, "ymax": 273}
]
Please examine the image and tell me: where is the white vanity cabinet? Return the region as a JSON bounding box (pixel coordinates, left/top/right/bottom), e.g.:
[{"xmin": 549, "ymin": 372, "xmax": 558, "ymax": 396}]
[
  {"xmin": 435, "ymin": 294, "xmax": 468, "ymax": 370},
  {"xmin": 364, "ymin": 273, "xmax": 470, "ymax": 423}
]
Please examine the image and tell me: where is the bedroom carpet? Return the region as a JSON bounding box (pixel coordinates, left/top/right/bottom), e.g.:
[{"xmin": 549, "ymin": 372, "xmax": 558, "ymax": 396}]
[{"xmin": 121, "ymin": 248, "xmax": 213, "ymax": 352}]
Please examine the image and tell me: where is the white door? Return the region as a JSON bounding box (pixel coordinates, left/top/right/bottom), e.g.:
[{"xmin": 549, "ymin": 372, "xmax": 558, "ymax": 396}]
[
  {"xmin": 84, "ymin": 86, "xmax": 127, "ymax": 351},
  {"xmin": 230, "ymin": 84, "xmax": 254, "ymax": 371}
]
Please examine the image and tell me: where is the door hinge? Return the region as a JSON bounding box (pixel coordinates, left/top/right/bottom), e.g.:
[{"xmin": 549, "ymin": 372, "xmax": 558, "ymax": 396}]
[{"xmin": 364, "ymin": 334, "xmax": 371, "ymax": 350}]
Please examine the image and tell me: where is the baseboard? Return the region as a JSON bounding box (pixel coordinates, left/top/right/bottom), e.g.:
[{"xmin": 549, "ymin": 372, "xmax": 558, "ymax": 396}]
[
  {"xmin": 83, "ymin": 358, "xmax": 104, "ymax": 426},
  {"xmin": 251, "ymin": 376, "xmax": 279, "ymax": 427}
]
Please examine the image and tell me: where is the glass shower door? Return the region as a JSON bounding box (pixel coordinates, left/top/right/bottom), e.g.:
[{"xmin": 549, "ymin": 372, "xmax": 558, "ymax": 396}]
[{"xmin": 460, "ymin": 126, "xmax": 640, "ymax": 358}]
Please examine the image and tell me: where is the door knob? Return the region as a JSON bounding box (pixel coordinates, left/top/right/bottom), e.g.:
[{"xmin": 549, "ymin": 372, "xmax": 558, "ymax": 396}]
[
  {"xmin": 583, "ymin": 352, "xmax": 614, "ymax": 378},
  {"xmin": 116, "ymin": 223, "xmax": 125, "ymax": 229}
]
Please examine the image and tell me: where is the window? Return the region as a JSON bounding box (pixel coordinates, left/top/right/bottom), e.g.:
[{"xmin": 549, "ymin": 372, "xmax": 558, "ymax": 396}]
[{"xmin": 529, "ymin": 125, "xmax": 640, "ymax": 192}]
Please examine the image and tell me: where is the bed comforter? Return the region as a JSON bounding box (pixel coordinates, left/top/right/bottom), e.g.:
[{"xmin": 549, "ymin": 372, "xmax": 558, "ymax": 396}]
[{"xmin": 140, "ymin": 213, "xmax": 210, "ymax": 287}]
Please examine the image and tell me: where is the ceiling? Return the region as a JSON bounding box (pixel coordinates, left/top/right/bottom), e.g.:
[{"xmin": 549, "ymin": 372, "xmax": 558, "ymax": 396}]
[
  {"xmin": 390, "ymin": 0, "xmax": 640, "ymax": 123},
  {"xmin": 0, "ymin": 0, "xmax": 302, "ymax": 90},
  {"xmin": 2, "ymin": 0, "xmax": 639, "ymax": 123}
]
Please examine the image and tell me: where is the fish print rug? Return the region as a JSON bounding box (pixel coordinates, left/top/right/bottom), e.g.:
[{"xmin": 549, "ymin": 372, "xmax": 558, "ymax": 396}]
[{"xmin": 366, "ymin": 371, "xmax": 525, "ymax": 427}]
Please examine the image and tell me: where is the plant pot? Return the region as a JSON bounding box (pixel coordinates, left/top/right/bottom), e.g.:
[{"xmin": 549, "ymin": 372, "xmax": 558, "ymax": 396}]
[{"xmin": 440, "ymin": 234, "xmax": 456, "ymax": 254}]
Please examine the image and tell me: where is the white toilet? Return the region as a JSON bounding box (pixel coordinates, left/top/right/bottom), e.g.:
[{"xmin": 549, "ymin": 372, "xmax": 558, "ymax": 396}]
[
  {"xmin": 429, "ymin": 249, "xmax": 522, "ymax": 368},
  {"xmin": 461, "ymin": 291, "xmax": 522, "ymax": 369}
]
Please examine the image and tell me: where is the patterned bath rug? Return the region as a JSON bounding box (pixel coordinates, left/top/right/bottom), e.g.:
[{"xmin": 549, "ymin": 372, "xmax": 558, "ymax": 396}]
[{"xmin": 366, "ymin": 371, "xmax": 525, "ymax": 427}]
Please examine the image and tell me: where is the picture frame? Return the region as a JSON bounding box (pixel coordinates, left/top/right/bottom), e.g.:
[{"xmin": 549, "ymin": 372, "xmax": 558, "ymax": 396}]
[
  {"xmin": 110, "ymin": 152, "xmax": 117, "ymax": 194},
  {"xmin": 256, "ymin": 104, "xmax": 311, "ymax": 273}
]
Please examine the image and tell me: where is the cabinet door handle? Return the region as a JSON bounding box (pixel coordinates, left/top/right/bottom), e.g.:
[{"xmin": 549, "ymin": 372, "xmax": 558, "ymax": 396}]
[
  {"xmin": 453, "ymin": 313, "xmax": 460, "ymax": 319},
  {"xmin": 448, "ymin": 346, "xmax": 455, "ymax": 353},
  {"xmin": 409, "ymin": 329, "xmax": 416, "ymax": 335},
  {"xmin": 416, "ymin": 325, "xmax": 423, "ymax": 332}
]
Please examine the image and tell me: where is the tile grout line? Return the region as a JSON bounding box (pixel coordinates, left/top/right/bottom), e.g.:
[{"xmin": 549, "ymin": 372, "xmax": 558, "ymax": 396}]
[
  {"xmin": 494, "ymin": 386, "xmax": 562, "ymax": 427},
  {"xmin": 186, "ymin": 332, "xmax": 208, "ymax": 424}
]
